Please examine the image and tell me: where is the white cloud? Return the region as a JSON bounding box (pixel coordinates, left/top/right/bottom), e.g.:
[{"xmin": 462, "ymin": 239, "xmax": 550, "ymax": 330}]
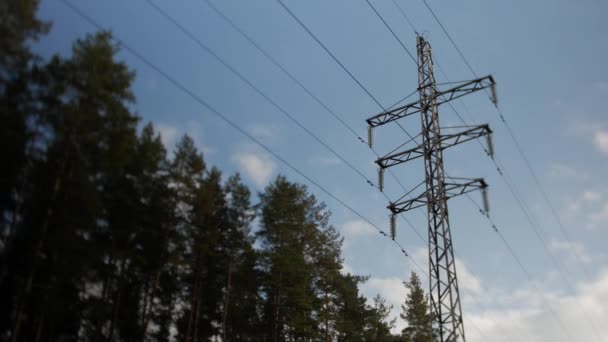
[
  {"xmin": 341, "ymin": 220, "xmax": 376, "ymax": 237},
  {"xmin": 340, "ymin": 262, "xmax": 354, "ymax": 275},
  {"xmin": 410, "ymin": 247, "xmax": 428, "ymax": 270},
  {"xmin": 361, "ymin": 277, "xmax": 407, "ymax": 333},
  {"xmin": 465, "ymin": 269, "xmax": 608, "ymax": 342},
  {"xmin": 563, "ymin": 190, "xmax": 608, "ymax": 229},
  {"xmin": 572, "ymin": 119, "xmax": 608, "ymax": 155},
  {"xmin": 456, "ymin": 259, "xmax": 482, "ymax": 294},
  {"xmin": 583, "ymin": 191, "xmax": 602, "ymax": 202},
  {"xmin": 355, "ymin": 244, "xmax": 608, "ymax": 341},
  {"xmin": 359, "ymin": 258, "xmax": 484, "ymax": 334},
  {"xmin": 547, "ymin": 163, "xmax": 584, "ymax": 180},
  {"xmin": 590, "ymin": 202, "xmax": 608, "ymax": 227},
  {"xmin": 156, "ymin": 123, "xmax": 179, "ymax": 150},
  {"xmin": 408, "ymin": 248, "xmax": 482, "ymax": 295},
  {"xmin": 154, "ymin": 121, "xmax": 214, "ymax": 156},
  {"xmin": 594, "ymin": 130, "xmax": 608, "ymax": 154},
  {"xmin": 250, "ymin": 123, "xmax": 280, "ymax": 140},
  {"xmin": 550, "ymin": 239, "xmax": 592, "ymax": 264},
  {"xmin": 232, "ymin": 148, "xmax": 276, "ymax": 188}
]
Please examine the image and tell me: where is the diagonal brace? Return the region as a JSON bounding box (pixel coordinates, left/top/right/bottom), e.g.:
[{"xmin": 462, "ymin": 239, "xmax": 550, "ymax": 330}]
[
  {"xmin": 376, "ymin": 125, "xmax": 492, "ymax": 169},
  {"xmin": 388, "ymin": 178, "xmax": 487, "ymax": 215},
  {"xmin": 366, "ymin": 75, "xmax": 495, "ymax": 127}
]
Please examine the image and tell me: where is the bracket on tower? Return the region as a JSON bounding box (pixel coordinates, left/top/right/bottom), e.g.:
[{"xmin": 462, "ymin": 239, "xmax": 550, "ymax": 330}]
[
  {"xmin": 388, "ymin": 178, "xmax": 487, "ymax": 215},
  {"xmin": 375, "ymin": 125, "xmax": 492, "ymax": 169},
  {"xmin": 366, "ymin": 75, "xmax": 495, "ymax": 128}
]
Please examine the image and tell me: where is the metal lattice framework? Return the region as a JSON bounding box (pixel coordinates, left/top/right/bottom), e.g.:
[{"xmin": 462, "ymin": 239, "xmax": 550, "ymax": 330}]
[
  {"xmin": 366, "ymin": 76, "xmax": 495, "ymax": 128},
  {"xmin": 366, "ymin": 35, "xmax": 497, "ymax": 342}
]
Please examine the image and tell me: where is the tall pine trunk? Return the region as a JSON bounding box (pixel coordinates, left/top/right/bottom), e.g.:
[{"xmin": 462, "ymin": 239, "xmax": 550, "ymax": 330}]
[
  {"xmin": 11, "ymin": 142, "xmax": 70, "ymax": 342},
  {"xmin": 324, "ymin": 291, "xmax": 330, "ymax": 342},
  {"xmin": 34, "ymin": 315, "xmax": 44, "ymax": 342},
  {"xmin": 107, "ymin": 258, "xmax": 127, "ymax": 342},
  {"xmin": 140, "ymin": 227, "xmax": 171, "ymax": 342},
  {"xmin": 185, "ymin": 250, "xmax": 202, "ymax": 342},
  {"xmin": 193, "ymin": 277, "xmax": 202, "ymax": 342},
  {"xmin": 185, "ymin": 279, "xmax": 196, "ymax": 342},
  {"xmin": 221, "ymin": 257, "xmax": 234, "ymax": 341},
  {"xmin": 140, "ymin": 267, "xmax": 162, "ymax": 342},
  {"xmin": 0, "ymin": 122, "xmax": 42, "ymax": 289},
  {"xmin": 141, "ymin": 278, "xmax": 150, "ymax": 328},
  {"xmin": 272, "ymin": 272, "xmax": 282, "ymax": 342}
]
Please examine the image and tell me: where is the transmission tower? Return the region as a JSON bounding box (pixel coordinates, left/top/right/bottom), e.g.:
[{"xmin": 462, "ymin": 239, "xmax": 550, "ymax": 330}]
[{"xmin": 367, "ymin": 35, "xmax": 497, "ymax": 342}]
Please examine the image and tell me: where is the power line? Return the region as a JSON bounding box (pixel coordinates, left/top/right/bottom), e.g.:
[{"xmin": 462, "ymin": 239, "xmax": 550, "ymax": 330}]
[
  {"xmin": 364, "ymin": 2, "xmax": 588, "ymax": 341},
  {"xmin": 147, "ymin": 0, "xmax": 424, "ymax": 248},
  {"xmin": 61, "ymin": 3, "xmax": 505, "ymax": 339},
  {"xmin": 276, "ymin": 0, "xmax": 388, "ymax": 112},
  {"xmin": 418, "ymin": 0, "xmax": 597, "ymax": 284},
  {"xmin": 59, "ymin": 0, "xmax": 425, "ymax": 277},
  {"xmin": 466, "ymin": 194, "xmax": 577, "ymax": 342},
  {"xmin": 449, "ymin": 87, "xmax": 602, "ymax": 342},
  {"xmin": 275, "ymin": 1, "xmax": 496, "ymax": 322},
  {"xmin": 254, "ymin": 0, "xmax": 432, "ymax": 240},
  {"xmin": 364, "ymin": 0, "xmax": 416, "ymax": 64},
  {"xmin": 200, "ymin": 1, "xmax": 504, "ymax": 335},
  {"xmin": 420, "ymin": 0, "xmax": 478, "ymax": 78},
  {"xmin": 410, "ymin": 1, "xmax": 604, "ymax": 339},
  {"xmin": 151, "ymin": 0, "xmax": 428, "ymax": 248},
  {"xmin": 203, "ymin": 0, "xmax": 364, "ymax": 143},
  {"xmin": 439, "ymin": 72, "xmax": 605, "ymax": 342},
  {"xmin": 275, "ymin": 1, "xmax": 421, "ymax": 162},
  {"xmin": 196, "ymin": 0, "xmax": 426, "ymax": 242},
  {"xmin": 391, "ymin": 0, "xmax": 418, "ymax": 34},
  {"xmin": 274, "ymin": 1, "xmax": 420, "ymax": 144},
  {"xmin": 199, "ymin": 0, "xmax": 426, "ymax": 244},
  {"xmin": 144, "ymin": 0, "xmax": 381, "ymax": 193}
]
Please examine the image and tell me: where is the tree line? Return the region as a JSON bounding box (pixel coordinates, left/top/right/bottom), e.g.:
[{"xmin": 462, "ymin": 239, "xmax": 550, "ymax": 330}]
[{"xmin": 0, "ymin": 1, "xmax": 435, "ymax": 341}]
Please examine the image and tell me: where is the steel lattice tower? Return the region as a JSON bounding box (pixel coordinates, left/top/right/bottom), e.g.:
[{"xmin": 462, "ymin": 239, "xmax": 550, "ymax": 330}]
[
  {"xmin": 417, "ymin": 35, "xmax": 464, "ymax": 342},
  {"xmin": 366, "ymin": 35, "xmax": 498, "ymax": 342}
]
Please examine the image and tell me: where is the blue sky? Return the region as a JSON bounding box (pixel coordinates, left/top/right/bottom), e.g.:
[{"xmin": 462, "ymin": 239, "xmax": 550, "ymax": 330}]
[{"xmin": 38, "ymin": 0, "xmax": 608, "ymax": 340}]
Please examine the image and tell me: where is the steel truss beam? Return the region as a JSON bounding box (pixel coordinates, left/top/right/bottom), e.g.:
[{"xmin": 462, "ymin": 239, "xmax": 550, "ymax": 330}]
[
  {"xmin": 388, "ymin": 178, "xmax": 487, "ymax": 215},
  {"xmin": 366, "ymin": 75, "xmax": 496, "ymax": 128},
  {"xmin": 375, "ymin": 125, "xmax": 492, "ymax": 169}
]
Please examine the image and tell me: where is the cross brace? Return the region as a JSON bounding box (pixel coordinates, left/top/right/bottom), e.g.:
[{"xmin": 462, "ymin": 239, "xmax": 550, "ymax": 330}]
[
  {"xmin": 376, "ymin": 125, "xmax": 492, "ymax": 169},
  {"xmin": 366, "ymin": 76, "xmax": 496, "ymax": 128},
  {"xmin": 388, "ymin": 178, "xmax": 487, "ymax": 215}
]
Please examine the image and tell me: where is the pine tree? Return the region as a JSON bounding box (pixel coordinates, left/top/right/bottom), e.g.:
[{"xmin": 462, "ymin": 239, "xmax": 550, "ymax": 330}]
[
  {"xmin": 257, "ymin": 176, "xmax": 321, "ymax": 341},
  {"xmin": 0, "ymin": 0, "xmax": 50, "ymax": 305},
  {"xmin": 0, "ymin": 3, "xmax": 434, "ymax": 339},
  {"xmin": 222, "ymin": 174, "xmax": 261, "ymax": 341},
  {"xmin": 333, "ymin": 273, "xmax": 370, "ymax": 342},
  {"xmin": 364, "ymin": 294, "xmax": 396, "ymax": 341},
  {"xmin": 400, "ymin": 272, "xmax": 434, "ymax": 342},
  {"xmin": 4, "ymin": 30, "xmax": 139, "ymax": 340}
]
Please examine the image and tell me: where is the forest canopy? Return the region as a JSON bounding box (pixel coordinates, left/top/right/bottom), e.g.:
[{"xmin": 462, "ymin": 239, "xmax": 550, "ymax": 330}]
[{"xmin": 0, "ymin": 1, "xmax": 433, "ymax": 341}]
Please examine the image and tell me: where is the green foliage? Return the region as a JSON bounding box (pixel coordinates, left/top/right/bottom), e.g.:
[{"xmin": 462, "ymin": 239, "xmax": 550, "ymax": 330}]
[
  {"xmin": 0, "ymin": 4, "xmax": 406, "ymax": 341},
  {"xmin": 400, "ymin": 272, "xmax": 435, "ymax": 342}
]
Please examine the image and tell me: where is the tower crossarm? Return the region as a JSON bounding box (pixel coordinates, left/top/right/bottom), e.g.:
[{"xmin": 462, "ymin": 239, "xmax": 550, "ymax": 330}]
[
  {"xmin": 388, "ymin": 178, "xmax": 487, "ymax": 215},
  {"xmin": 375, "ymin": 125, "xmax": 492, "ymax": 169},
  {"xmin": 366, "ymin": 75, "xmax": 495, "ymax": 128},
  {"xmin": 434, "ymin": 75, "xmax": 496, "ymax": 107},
  {"xmin": 444, "ymin": 178, "xmax": 487, "ymax": 199},
  {"xmin": 438, "ymin": 124, "xmax": 492, "ymax": 152}
]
